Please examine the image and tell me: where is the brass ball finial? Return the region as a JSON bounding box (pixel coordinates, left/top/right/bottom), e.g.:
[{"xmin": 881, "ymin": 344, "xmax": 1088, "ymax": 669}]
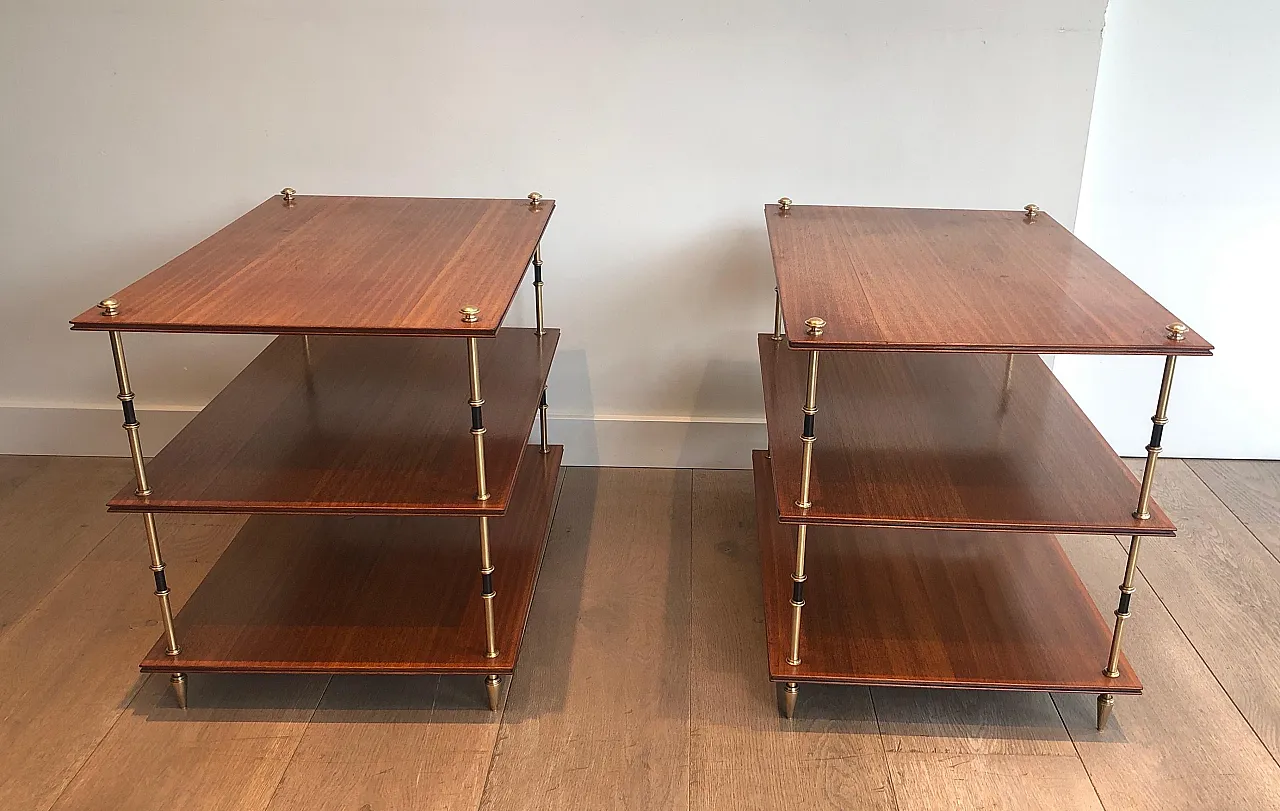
[
  {"xmin": 460, "ymin": 306, "xmax": 481, "ymax": 323},
  {"xmin": 528, "ymin": 192, "xmax": 543, "ymax": 209},
  {"xmin": 1024, "ymin": 203, "xmax": 1041, "ymax": 220},
  {"xmin": 804, "ymin": 316, "xmax": 826, "ymax": 336},
  {"xmin": 99, "ymin": 298, "xmax": 120, "ymax": 317},
  {"xmin": 281, "ymin": 187, "xmax": 296, "ymax": 207},
  {"xmin": 778, "ymin": 197, "xmax": 793, "ymax": 212},
  {"xmin": 1167, "ymin": 322, "xmax": 1188, "ymax": 341}
]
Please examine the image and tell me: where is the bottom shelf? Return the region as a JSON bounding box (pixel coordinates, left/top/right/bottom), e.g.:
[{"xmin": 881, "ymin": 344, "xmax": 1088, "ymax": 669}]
[
  {"xmin": 141, "ymin": 445, "xmax": 563, "ymax": 675},
  {"xmin": 754, "ymin": 451, "xmax": 1141, "ymax": 694}
]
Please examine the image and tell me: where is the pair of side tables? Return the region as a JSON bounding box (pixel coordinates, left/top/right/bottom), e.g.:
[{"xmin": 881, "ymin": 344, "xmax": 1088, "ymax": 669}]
[{"xmin": 69, "ymin": 190, "xmax": 1211, "ymax": 732}]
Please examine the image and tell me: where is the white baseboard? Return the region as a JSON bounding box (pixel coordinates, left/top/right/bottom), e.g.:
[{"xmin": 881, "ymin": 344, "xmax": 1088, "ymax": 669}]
[{"xmin": 0, "ymin": 406, "xmax": 767, "ymax": 469}]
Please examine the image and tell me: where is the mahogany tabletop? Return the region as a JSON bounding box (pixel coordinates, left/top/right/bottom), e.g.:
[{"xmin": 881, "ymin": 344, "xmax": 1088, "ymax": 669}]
[
  {"xmin": 71, "ymin": 194, "xmax": 554, "ymax": 337},
  {"xmin": 765, "ymin": 204, "xmax": 1212, "ymax": 355}
]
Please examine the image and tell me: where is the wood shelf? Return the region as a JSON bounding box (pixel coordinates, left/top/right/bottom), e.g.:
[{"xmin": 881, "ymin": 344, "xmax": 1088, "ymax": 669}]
[
  {"xmin": 759, "ymin": 334, "xmax": 1176, "ymax": 535},
  {"xmin": 765, "ymin": 204, "xmax": 1212, "ymax": 355},
  {"xmin": 754, "ymin": 451, "xmax": 1141, "ymax": 693},
  {"xmin": 141, "ymin": 446, "xmax": 562, "ymax": 675},
  {"xmin": 71, "ymin": 195, "xmax": 554, "ymax": 338},
  {"xmin": 109, "ymin": 328, "xmax": 557, "ymax": 517}
]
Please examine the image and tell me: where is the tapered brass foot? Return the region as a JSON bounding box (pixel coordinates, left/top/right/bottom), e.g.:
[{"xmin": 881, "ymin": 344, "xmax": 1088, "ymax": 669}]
[
  {"xmin": 170, "ymin": 673, "xmax": 188, "ymax": 710},
  {"xmin": 485, "ymin": 675, "xmax": 502, "ymax": 712},
  {"xmin": 1096, "ymin": 693, "xmax": 1114, "ymax": 731},
  {"xmin": 781, "ymin": 682, "xmax": 798, "ymax": 719}
]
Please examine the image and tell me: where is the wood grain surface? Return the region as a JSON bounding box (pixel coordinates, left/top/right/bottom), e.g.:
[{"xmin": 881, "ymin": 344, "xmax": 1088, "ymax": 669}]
[
  {"xmin": 71, "ymin": 195, "xmax": 554, "ymax": 337},
  {"xmin": 479, "ymin": 468, "xmax": 693, "ymax": 811},
  {"xmin": 765, "ymin": 204, "xmax": 1212, "ymax": 355},
  {"xmin": 755, "ymin": 451, "xmax": 1141, "ymax": 692},
  {"xmin": 1057, "ymin": 531, "xmax": 1280, "ymax": 811},
  {"xmin": 139, "ymin": 446, "xmax": 561, "ymax": 674},
  {"xmin": 109, "ymin": 329, "xmax": 557, "ymax": 516},
  {"xmin": 760, "ymin": 336, "xmax": 1176, "ymax": 535}
]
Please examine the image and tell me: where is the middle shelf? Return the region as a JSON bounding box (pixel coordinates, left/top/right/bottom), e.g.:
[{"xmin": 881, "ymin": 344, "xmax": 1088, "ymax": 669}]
[
  {"xmin": 109, "ymin": 327, "xmax": 558, "ymax": 516},
  {"xmin": 759, "ymin": 334, "xmax": 1175, "ymax": 535}
]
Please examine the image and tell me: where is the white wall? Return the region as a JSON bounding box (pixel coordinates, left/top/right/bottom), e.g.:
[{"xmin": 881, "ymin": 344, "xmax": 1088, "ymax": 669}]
[
  {"xmin": 1059, "ymin": 0, "xmax": 1280, "ymax": 459},
  {"xmin": 0, "ymin": 2, "xmax": 1109, "ymax": 465}
]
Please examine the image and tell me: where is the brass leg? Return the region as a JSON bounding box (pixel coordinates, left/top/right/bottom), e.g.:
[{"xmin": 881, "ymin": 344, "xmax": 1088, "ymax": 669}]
[
  {"xmin": 465, "ymin": 330, "xmax": 500, "ymax": 708},
  {"xmin": 1096, "ymin": 693, "xmax": 1114, "ymax": 731},
  {"xmin": 485, "ymin": 674, "xmax": 502, "ymax": 711},
  {"xmin": 539, "ymin": 387, "xmax": 549, "ymax": 454},
  {"xmin": 106, "ymin": 322, "xmax": 187, "ymax": 707},
  {"xmin": 533, "ymin": 243, "xmax": 546, "ymax": 337},
  {"xmin": 782, "ymin": 682, "xmax": 798, "ymax": 719},
  {"xmin": 785, "ymin": 338, "xmax": 822, "ymax": 720},
  {"xmin": 1098, "ymin": 351, "xmax": 1178, "ymax": 730},
  {"xmin": 170, "ymin": 673, "xmax": 188, "ymax": 710},
  {"xmin": 772, "ymin": 286, "xmax": 784, "ymax": 341}
]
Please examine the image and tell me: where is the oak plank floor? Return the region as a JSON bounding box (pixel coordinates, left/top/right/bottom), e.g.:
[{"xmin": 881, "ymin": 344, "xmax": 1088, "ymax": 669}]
[
  {"xmin": 1055, "ymin": 531, "xmax": 1280, "ymax": 809},
  {"xmin": 0, "ymin": 513, "xmax": 244, "ymax": 810},
  {"xmin": 1123, "ymin": 460, "xmax": 1280, "ymax": 763},
  {"xmin": 1190, "ymin": 459, "xmax": 1280, "ymax": 561},
  {"xmin": 479, "ymin": 468, "xmax": 693, "ymax": 810},
  {"xmin": 0, "ymin": 458, "xmax": 1278, "ymax": 810},
  {"xmin": 691, "ymin": 470, "xmax": 897, "ymax": 811}
]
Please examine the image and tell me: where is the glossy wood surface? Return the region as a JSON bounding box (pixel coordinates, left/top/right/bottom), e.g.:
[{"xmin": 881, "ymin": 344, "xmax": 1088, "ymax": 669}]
[
  {"xmin": 765, "ymin": 205, "xmax": 1212, "ymax": 355},
  {"xmin": 140, "ymin": 446, "xmax": 561, "ymax": 674},
  {"xmin": 109, "ymin": 329, "xmax": 557, "ymax": 516},
  {"xmin": 754, "ymin": 452, "xmax": 1141, "ymax": 693},
  {"xmin": 760, "ymin": 335, "xmax": 1176, "ymax": 535},
  {"xmin": 71, "ymin": 195, "xmax": 554, "ymax": 337}
]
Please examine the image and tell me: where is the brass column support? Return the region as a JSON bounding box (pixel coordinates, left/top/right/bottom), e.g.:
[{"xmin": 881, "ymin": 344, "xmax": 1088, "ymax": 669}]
[
  {"xmin": 1098, "ymin": 332, "xmax": 1182, "ymax": 731},
  {"xmin": 102, "ymin": 301, "xmax": 187, "ymax": 710},
  {"xmin": 783, "ymin": 317, "xmax": 824, "ymax": 719},
  {"xmin": 532, "ymin": 241, "xmax": 546, "ymax": 338},
  {"xmin": 463, "ymin": 306, "xmax": 500, "ymax": 709},
  {"xmin": 538, "ymin": 388, "xmax": 550, "ymax": 454},
  {"xmin": 772, "ymin": 287, "xmax": 784, "ymax": 341}
]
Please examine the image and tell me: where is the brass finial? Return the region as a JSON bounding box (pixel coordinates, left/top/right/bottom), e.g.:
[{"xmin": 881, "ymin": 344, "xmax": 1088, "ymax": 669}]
[
  {"xmin": 99, "ymin": 298, "xmax": 120, "ymax": 317},
  {"xmin": 528, "ymin": 192, "xmax": 543, "ymax": 209},
  {"xmin": 804, "ymin": 317, "xmax": 826, "ymax": 336},
  {"xmin": 1024, "ymin": 203, "xmax": 1041, "ymax": 220},
  {"xmin": 460, "ymin": 306, "xmax": 480, "ymax": 323},
  {"xmin": 778, "ymin": 197, "xmax": 793, "ymax": 212},
  {"xmin": 1167, "ymin": 323, "xmax": 1188, "ymax": 341},
  {"xmin": 281, "ymin": 187, "xmax": 296, "ymax": 206}
]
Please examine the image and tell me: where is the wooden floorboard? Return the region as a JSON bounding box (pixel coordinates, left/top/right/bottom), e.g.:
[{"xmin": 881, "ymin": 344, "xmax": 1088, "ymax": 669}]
[
  {"xmin": 0, "ymin": 457, "xmax": 131, "ymax": 636},
  {"xmin": 479, "ymin": 468, "xmax": 693, "ymax": 811},
  {"xmin": 2, "ymin": 456, "xmax": 1280, "ymax": 810},
  {"xmin": 1122, "ymin": 459, "xmax": 1280, "ymax": 765},
  {"xmin": 1189, "ymin": 459, "xmax": 1280, "ymax": 561},
  {"xmin": 1056, "ymin": 531, "xmax": 1280, "ymax": 810},
  {"xmin": 691, "ymin": 470, "xmax": 897, "ymax": 811},
  {"xmin": 0, "ymin": 513, "xmax": 244, "ymax": 811}
]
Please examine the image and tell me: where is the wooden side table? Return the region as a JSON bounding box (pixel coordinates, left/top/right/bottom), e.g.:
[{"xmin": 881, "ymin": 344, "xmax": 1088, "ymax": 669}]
[
  {"xmin": 758, "ymin": 200, "xmax": 1212, "ymax": 729},
  {"xmin": 71, "ymin": 190, "xmax": 561, "ymax": 711}
]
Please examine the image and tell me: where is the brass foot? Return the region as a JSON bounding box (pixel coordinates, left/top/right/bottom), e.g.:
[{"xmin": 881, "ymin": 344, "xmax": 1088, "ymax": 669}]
[
  {"xmin": 1096, "ymin": 693, "xmax": 1114, "ymax": 731},
  {"xmin": 485, "ymin": 675, "xmax": 502, "ymax": 712},
  {"xmin": 781, "ymin": 682, "xmax": 798, "ymax": 719},
  {"xmin": 170, "ymin": 673, "xmax": 188, "ymax": 710}
]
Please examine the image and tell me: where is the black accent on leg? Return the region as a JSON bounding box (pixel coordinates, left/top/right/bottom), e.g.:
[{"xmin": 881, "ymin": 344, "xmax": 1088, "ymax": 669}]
[
  {"xmin": 1149, "ymin": 423, "xmax": 1164, "ymax": 447},
  {"xmin": 540, "ymin": 390, "xmax": 547, "ymax": 408},
  {"xmin": 121, "ymin": 400, "xmax": 137, "ymax": 425},
  {"xmin": 533, "ymin": 262, "xmax": 543, "ymax": 284},
  {"xmin": 1118, "ymin": 591, "xmax": 1132, "ymax": 615},
  {"xmin": 802, "ymin": 413, "xmax": 815, "ymax": 438},
  {"xmin": 471, "ymin": 406, "xmax": 484, "ymax": 432},
  {"xmin": 481, "ymin": 572, "xmax": 494, "ymax": 596},
  {"xmin": 153, "ymin": 569, "xmax": 168, "ymax": 593},
  {"xmin": 792, "ymin": 580, "xmax": 805, "ymax": 604}
]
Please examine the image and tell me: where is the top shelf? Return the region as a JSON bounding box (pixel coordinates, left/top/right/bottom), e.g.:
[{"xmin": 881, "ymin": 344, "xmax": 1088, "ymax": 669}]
[
  {"xmin": 71, "ymin": 194, "xmax": 554, "ymax": 338},
  {"xmin": 765, "ymin": 204, "xmax": 1212, "ymax": 356}
]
